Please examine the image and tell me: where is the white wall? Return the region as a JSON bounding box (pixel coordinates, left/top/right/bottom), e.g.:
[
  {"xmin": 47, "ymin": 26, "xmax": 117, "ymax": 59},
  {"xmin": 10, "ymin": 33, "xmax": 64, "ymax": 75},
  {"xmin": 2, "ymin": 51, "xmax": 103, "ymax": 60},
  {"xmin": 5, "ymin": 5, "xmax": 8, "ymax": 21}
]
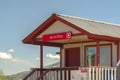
[
  {"xmin": 37, "ymin": 21, "xmax": 80, "ymax": 38},
  {"xmin": 61, "ymin": 41, "xmax": 117, "ymax": 67},
  {"xmin": 112, "ymin": 44, "xmax": 117, "ymax": 66}
]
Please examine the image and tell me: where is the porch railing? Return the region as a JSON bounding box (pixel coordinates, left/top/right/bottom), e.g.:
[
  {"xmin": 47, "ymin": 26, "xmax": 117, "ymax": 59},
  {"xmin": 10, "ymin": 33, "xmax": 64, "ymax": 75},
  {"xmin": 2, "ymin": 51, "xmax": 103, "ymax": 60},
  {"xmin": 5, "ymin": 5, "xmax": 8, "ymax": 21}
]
[
  {"xmin": 23, "ymin": 66, "xmax": 116, "ymax": 80},
  {"xmin": 23, "ymin": 67, "xmax": 79, "ymax": 80},
  {"xmin": 88, "ymin": 66, "xmax": 116, "ymax": 80}
]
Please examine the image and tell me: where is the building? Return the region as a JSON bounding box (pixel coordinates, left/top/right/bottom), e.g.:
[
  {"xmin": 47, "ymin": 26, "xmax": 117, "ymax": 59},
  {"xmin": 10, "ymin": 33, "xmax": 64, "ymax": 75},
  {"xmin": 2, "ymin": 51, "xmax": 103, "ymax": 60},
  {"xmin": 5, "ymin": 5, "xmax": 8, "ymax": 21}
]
[{"xmin": 22, "ymin": 13, "xmax": 120, "ymax": 80}]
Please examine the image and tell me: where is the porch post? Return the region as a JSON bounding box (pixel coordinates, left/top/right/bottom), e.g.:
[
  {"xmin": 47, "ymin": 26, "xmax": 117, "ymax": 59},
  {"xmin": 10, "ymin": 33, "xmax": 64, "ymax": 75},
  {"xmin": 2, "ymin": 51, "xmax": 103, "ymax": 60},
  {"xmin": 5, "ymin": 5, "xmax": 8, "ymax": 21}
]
[
  {"xmin": 60, "ymin": 46, "xmax": 63, "ymax": 68},
  {"xmin": 60, "ymin": 46, "xmax": 63, "ymax": 80},
  {"xmin": 117, "ymin": 41, "xmax": 120, "ymax": 62},
  {"xmin": 40, "ymin": 45, "xmax": 43, "ymax": 80},
  {"xmin": 96, "ymin": 41, "xmax": 100, "ymax": 66},
  {"xmin": 40, "ymin": 45, "xmax": 43, "ymax": 69}
]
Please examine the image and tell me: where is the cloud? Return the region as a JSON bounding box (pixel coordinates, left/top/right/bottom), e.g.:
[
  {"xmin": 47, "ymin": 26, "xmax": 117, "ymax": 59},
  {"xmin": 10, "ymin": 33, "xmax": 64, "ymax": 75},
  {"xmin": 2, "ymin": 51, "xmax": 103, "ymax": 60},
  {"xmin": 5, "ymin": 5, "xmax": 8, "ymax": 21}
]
[
  {"xmin": 0, "ymin": 49, "xmax": 37, "ymax": 68},
  {"xmin": 46, "ymin": 53, "xmax": 60, "ymax": 59},
  {"xmin": 0, "ymin": 49, "xmax": 17, "ymax": 62},
  {"xmin": 36, "ymin": 57, "xmax": 40, "ymax": 60},
  {"xmin": 8, "ymin": 49, "xmax": 14, "ymax": 53},
  {"xmin": 0, "ymin": 52, "xmax": 13, "ymax": 60},
  {"xmin": 12, "ymin": 58, "xmax": 36, "ymax": 67},
  {"xmin": 0, "ymin": 51, "xmax": 36, "ymax": 67}
]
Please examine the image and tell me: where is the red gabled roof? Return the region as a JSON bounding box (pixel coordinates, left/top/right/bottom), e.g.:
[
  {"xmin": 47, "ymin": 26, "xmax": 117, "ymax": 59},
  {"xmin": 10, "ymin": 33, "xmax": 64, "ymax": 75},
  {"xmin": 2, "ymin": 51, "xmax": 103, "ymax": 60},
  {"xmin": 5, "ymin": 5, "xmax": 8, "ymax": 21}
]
[
  {"xmin": 22, "ymin": 14, "xmax": 90, "ymax": 44},
  {"xmin": 23, "ymin": 14, "xmax": 57, "ymax": 44},
  {"xmin": 23, "ymin": 13, "xmax": 120, "ymax": 45},
  {"xmin": 56, "ymin": 14, "xmax": 120, "ymax": 39}
]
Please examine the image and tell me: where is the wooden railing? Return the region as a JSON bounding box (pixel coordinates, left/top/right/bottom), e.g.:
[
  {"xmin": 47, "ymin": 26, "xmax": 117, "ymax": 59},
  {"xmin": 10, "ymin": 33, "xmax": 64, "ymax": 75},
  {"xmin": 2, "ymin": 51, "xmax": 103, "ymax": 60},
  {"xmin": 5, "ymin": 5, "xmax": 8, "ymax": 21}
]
[
  {"xmin": 23, "ymin": 67, "xmax": 79, "ymax": 80},
  {"xmin": 88, "ymin": 66, "xmax": 116, "ymax": 80},
  {"xmin": 23, "ymin": 68, "xmax": 42, "ymax": 80},
  {"xmin": 23, "ymin": 66, "xmax": 117, "ymax": 80}
]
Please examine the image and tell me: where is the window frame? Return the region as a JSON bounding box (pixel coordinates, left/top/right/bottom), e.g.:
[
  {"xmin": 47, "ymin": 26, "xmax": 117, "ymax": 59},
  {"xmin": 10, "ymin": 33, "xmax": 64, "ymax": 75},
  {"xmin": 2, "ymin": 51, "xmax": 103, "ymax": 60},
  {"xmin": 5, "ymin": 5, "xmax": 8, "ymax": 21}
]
[{"xmin": 84, "ymin": 44, "xmax": 112, "ymax": 66}]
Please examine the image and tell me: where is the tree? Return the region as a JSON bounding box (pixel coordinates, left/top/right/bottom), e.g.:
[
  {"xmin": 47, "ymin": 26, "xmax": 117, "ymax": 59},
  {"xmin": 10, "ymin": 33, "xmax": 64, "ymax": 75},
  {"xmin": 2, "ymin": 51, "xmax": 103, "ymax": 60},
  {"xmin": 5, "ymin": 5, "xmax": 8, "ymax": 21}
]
[{"xmin": 0, "ymin": 70, "xmax": 6, "ymax": 80}]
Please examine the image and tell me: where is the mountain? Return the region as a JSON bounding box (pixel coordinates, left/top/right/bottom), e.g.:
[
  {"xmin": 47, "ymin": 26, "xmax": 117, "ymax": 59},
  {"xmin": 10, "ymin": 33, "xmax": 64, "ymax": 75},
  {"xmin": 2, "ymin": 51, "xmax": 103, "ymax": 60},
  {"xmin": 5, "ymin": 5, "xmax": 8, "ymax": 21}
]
[
  {"xmin": 6, "ymin": 71, "xmax": 29, "ymax": 80},
  {"xmin": 45, "ymin": 61, "xmax": 60, "ymax": 68},
  {"xmin": 8, "ymin": 71, "xmax": 29, "ymax": 80},
  {"xmin": 5, "ymin": 62, "xmax": 60, "ymax": 80}
]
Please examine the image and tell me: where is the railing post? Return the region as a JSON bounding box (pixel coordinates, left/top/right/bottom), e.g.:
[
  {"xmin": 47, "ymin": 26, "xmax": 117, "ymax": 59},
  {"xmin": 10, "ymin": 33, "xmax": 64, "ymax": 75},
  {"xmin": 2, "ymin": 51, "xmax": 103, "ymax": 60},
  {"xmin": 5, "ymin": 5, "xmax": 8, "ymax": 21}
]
[
  {"xmin": 64, "ymin": 71, "xmax": 66, "ymax": 80},
  {"xmin": 114, "ymin": 68, "xmax": 116, "ymax": 80},
  {"xmin": 48, "ymin": 70, "xmax": 50, "ymax": 80},
  {"xmin": 102, "ymin": 68, "xmax": 104, "ymax": 80},
  {"xmin": 104, "ymin": 68, "xmax": 107, "ymax": 80},
  {"xmin": 108, "ymin": 68, "xmax": 110, "ymax": 80},
  {"xmin": 92, "ymin": 68, "xmax": 95, "ymax": 80},
  {"xmin": 88, "ymin": 67, "xmax": 91, "ymax": 80},
  {"xmin": 111, "ymin": 69, "xmax": 113, "ymax": 80},
  {"xmin": 96, "ymin": 68, "xmax": 98, "ymax": 80},
  {"xmin": 60, "ymin": 69, "xmax": 62, "ymax": 80},
  {"xmin": 57, "ymin": 70, "xmax": 58, "ymax": 80},
  {"xmin": 99, "ymin": 67, "xmax": 101, "ymax": 80},
  {"xmin": 68, "ymin": 70, "xmax": 70, "ymax": 80},
  {"xmin": 53, "ymin": 71, "xmax": 55, "ymax": 80}
]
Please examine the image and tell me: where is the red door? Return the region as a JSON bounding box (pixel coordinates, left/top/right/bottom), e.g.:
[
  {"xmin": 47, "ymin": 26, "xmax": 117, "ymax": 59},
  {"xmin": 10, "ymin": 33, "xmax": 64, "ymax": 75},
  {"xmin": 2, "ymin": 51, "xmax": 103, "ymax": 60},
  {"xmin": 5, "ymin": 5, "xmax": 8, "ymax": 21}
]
[{"xmin": 65, "ymin": 47, "xmax": 80, "ymax": 67}]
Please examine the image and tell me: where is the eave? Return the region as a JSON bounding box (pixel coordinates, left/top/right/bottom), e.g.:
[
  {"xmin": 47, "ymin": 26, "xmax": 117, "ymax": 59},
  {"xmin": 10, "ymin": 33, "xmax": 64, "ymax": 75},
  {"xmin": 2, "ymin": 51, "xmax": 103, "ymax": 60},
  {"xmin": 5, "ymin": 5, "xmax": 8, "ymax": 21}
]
[{"xmin": 22, "ymin": 13, "xmax": 120, "ymax": 47}]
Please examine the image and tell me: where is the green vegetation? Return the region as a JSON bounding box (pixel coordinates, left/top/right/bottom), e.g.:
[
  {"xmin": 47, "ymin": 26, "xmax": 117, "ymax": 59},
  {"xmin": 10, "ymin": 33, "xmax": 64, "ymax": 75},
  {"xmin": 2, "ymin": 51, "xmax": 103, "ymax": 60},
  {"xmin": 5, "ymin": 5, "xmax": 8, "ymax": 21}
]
[
  {"xmin": 0, "ymin": 62, "xmax": 60, "ymax": 80},
  {"xmin": 0, "ymin": 75, "xmax": 6, "ymax": 80},
  {"xmin": 0, "ymin": 69, "xmax": 6, "ymax": 80},
  {"xmin": 5, "ymin": 71, "xmax": 29, "ymax": 80},
  {"xmin": 0, "ymin": 69, "xmax": 29, "ymax": 80}
]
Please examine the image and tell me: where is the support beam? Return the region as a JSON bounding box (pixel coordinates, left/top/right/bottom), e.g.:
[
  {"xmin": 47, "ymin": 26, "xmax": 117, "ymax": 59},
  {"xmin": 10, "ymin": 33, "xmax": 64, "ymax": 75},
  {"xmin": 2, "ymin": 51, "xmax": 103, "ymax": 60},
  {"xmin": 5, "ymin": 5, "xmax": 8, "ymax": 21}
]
[
  {"xmin": 96, "ymin": 41, "xmax": 100, "ymax": 66},
  {"xmin": 33, "ymin": 41, "xmax": 63, "ymax": 47},
  {"xmin": 88, "ymin": 34, "xmax": 120, "ymax": 42}
]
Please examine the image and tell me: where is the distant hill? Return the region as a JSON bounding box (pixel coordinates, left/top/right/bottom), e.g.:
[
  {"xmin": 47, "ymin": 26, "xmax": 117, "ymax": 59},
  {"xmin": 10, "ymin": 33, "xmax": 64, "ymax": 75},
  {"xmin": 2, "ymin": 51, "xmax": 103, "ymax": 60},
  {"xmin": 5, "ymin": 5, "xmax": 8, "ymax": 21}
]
[
  {"xmin": 6, "ymin": 71, "xmax": 29, "ymax": 80},
  {"xmin": 45, "ymin": 61, "xmax": 60, "ymax": 68},
  {"xmin": 5, "ymin": 62, "xmax": 60, "ymax": 80}
]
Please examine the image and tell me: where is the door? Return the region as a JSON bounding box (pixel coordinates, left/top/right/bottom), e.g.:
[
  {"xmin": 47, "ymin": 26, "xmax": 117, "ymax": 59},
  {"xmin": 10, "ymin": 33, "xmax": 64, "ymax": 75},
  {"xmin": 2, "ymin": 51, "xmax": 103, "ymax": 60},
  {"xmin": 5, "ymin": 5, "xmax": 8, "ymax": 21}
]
[{"xmin": 65, "ymin": 47, "xmax": 80, "ymax": 67}]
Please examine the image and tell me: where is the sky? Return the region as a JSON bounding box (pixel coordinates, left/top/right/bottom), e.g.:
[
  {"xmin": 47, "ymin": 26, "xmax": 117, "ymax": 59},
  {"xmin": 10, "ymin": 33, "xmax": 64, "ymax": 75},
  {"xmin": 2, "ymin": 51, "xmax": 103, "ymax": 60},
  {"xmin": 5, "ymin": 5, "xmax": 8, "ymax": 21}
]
[{"xmin": 0, "ymin": 0, "xmax": 120, "ymax": 75}]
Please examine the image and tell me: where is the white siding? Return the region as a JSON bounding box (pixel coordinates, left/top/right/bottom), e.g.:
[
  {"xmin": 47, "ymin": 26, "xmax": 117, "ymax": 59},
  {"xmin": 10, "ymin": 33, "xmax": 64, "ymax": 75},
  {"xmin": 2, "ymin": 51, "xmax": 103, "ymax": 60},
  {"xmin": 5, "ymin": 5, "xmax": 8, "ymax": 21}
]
[
  {"xmin": 37, "ymin": 21, "xmax": 80, "ymax": 38},
  {"xmin": 62, "ymin": 42, "xmax": 117, "ymax": 67},
  {"xmin": 112, "ymin": 44, "xmax": 117, "ymax": 66}
]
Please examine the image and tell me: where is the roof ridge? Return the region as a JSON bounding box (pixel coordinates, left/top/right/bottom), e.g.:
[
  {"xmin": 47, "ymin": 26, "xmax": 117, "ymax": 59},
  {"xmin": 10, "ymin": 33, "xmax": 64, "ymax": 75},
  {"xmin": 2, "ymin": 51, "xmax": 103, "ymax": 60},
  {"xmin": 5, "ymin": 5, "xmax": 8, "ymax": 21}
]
[{"xmin": 55, "ymin": 13, "xmax": 120, "ymax": 27}]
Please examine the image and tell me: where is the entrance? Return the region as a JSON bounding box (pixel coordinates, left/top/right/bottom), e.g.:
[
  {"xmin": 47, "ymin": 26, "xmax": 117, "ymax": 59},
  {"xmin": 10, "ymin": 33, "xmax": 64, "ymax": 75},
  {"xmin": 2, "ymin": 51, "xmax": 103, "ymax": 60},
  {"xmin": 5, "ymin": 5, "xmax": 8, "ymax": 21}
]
[{"xmin": 65, "ymin": 47, "xmax": 80, "ymax": 67}]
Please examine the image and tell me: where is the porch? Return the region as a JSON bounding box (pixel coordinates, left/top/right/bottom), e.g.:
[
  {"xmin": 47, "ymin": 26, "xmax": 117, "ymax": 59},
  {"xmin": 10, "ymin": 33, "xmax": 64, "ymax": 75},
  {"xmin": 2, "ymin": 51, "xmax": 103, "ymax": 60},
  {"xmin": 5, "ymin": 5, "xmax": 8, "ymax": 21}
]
[{"xmin": 23, "ymin": 66, "xmax": 116, "ymax": 80}]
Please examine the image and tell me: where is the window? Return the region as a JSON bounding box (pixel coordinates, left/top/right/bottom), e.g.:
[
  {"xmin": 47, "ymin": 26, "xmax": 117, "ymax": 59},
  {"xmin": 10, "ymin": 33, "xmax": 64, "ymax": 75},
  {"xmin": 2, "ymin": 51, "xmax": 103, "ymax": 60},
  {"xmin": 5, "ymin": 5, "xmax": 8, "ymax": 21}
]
[
  {"xmin": 86, "ymin": 45, "xmax": 111, "ymax": 66},
  {"xmin": 86, "ymin": 47, "xmax": 96, "ymax": 66},
  {"xmin": 100, "ymin": 46, "xmax": 111, "ymax": 66}
]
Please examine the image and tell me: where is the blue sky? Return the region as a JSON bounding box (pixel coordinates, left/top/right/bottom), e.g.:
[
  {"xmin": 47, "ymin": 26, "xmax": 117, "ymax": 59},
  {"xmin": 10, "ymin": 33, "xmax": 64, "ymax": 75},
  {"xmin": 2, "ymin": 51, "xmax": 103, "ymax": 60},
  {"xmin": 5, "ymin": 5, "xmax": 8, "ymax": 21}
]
[{"xmin": 0, "ymin": 0, "xmax": 120, "ymax": 75}]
